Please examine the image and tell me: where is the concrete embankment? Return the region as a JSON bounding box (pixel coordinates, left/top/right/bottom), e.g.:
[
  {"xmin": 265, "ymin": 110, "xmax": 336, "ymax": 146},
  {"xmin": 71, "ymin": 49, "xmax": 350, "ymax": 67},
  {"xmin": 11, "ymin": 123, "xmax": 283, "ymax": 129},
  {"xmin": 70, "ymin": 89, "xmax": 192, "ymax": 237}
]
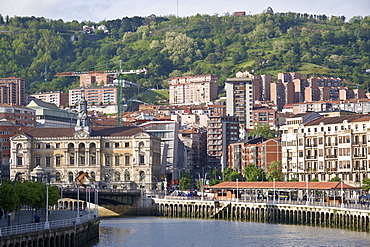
[{"xmin": 154, "ymin": 199, "xmax": 370, "ymax": 232}]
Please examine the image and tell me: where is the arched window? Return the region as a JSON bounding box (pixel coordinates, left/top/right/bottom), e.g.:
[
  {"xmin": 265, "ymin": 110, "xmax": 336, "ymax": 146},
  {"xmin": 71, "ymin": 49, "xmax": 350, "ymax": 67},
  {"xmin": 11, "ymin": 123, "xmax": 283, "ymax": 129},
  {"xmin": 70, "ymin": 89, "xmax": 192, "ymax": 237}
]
[
  {"xmin": 114, "ymin": 171, "xmax": 120, "ymax": 181},
  {"xmin": 68, "ymin": 143, "xmax": 75, "ymax": 165},
  {"xmin": 124, "ymin": 171, "xmax": 130, "ymax": 181},
  {"xmin": 78, "ymin": 143, "xmax": 85, "ymax": 165},
  {"xmin": 90, "ymin": 172, "xmax": 96, "ymax": 181},
  {"xmin": 56, "ymin": 172, "xmax": 61, "ymax": 182},
  {"xmin": 90, "ymin": 143, "xmax": 96, "ymax": 165},
  {"xmin": 68, "ymin": 172, "xmax": 73, "ymax": 183}
]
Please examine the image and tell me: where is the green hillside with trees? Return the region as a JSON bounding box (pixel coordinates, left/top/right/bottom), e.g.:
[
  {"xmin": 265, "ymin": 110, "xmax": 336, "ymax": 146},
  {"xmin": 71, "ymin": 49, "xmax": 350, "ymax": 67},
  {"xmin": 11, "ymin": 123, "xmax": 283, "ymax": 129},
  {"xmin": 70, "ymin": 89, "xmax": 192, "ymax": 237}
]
[{"xmin": 0, "ymin": 11, "xmax": 369, "ymax": 97}]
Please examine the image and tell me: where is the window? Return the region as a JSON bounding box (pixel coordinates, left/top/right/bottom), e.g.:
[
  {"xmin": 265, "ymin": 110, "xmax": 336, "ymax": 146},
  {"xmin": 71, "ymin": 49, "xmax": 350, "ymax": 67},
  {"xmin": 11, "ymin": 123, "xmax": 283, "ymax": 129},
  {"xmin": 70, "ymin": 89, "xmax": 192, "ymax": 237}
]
[
  {"xmin": 69, "ymin": 154, "xmax": 74, "ymax": 165},
  {"xmin": 56, "ymin": 156, "xmax": 61, "ymax": 166},
  {"xmin": 90, "ymin": 172, "xmax": 96, "ymax": 181},
  {"xmin": 105, "ymin": 142, "xmax": 110, "ymax": 148},
  {"xmin": 36, "ymin": 143, "xmax": 41, "ymax": 149},
  {"xmin": 45, "ymin": 143, "xmax": 51, "ymax": 149},
  {"xmin": 115, "ymin": 142, "xmax": 119, "ymax": 148},
  {"xmin": 124, "ymin": 171, "xmax": 130, "ymax": 181},
  {"xmin": 36, "ymin": 156, "xmax": 41, "ymax": 166},
  {"xmin": 91, "ymin": 154, "xmax": 96, "ymax": 165},
  {"xmin": 139, "ymin": 154, "xmax": 145, "ymax": 164},
  {"xmin": 125, "ymin": 155, "xmax": 130, "ymax": 166},
  {"xmin": 68, "ymin": 172, "xmax": 73, "ymax": 183},
  {"xmin": 46, "ymin": 156, "xmax": 51, "ymax": 167},
  {"xmin": 105, "ymin": 155, "xmax": 110, "ymax": 166},
  {"xmin": 125, "ymin": 142, "xmax": 130, "ymax": 148},
  {"xmin": 56, "ymin": 143, "xmax": 61, "ymax": 149},
  {"xmin": 114, "ymin": 171, "xmax": 120, "ymax": 181},
  {"xmin": 56, "ymin": 172, "xmax": 61, "ymax": 182},
  {"xmin": 17, "ymin": 156, "xmax": 22, "ymax": 166},
  {"xmin": 115, "ymin": 155, "xmax": 120, "ymax": 166}
]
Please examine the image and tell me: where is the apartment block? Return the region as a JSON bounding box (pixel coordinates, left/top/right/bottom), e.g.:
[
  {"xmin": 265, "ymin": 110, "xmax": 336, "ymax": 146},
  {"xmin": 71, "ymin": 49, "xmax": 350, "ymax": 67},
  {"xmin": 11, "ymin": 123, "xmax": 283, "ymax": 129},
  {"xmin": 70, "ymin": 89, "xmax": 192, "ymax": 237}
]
[
  {"xmin": 0, "ymin": 77, "xmax": 26, "ymax": 106},
  {"xmin": 281, "ymin": 112, "xmax": 370, "ymax": 186},
  {"xmin": 28, "ymin": 91, "xmax": 69, "ymax": 107},
  {"xmin": 225, "ymin": 77, "xmax": 254, "ymax": 129},
  {"xmin": 207, "ymin": 115, "xmax": 239, "ymax": 172},
  {"xmin": 0, "ymin": 104, "xmax": 36, "ymax": 127},
  {"xmin": 79, "ymin": 73, "xmax": 115, "ymax": 87},
  {"xmin": 69, "ymin": 87, "xmax": 118, "ymax": 106},
  {"xmin": 252, "ymin": 107, "xmax": 277, "ymax": 127},
  {"xmin": 168, "ymin": 74, "xmax": 218, "ymax": 105}
]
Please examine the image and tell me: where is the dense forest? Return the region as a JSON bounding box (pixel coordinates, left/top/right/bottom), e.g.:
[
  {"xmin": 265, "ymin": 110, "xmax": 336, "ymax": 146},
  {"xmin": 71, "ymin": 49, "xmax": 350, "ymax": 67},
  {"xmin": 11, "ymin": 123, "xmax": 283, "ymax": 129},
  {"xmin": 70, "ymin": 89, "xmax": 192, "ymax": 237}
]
[{"xmin": 0, "ymin": 10, "xmax": 369, "ymax": 95}]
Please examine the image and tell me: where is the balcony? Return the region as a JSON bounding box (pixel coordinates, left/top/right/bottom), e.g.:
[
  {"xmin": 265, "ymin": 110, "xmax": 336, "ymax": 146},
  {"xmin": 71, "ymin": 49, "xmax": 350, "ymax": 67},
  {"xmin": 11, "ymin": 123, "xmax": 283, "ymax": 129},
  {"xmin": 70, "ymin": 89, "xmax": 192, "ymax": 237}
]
[
  {"xmin": 325, "ymin": 155, "xmax": 337, "ymax": 158},
  {"xmin": 306, "ymin": 156, "xmax": 317, "ymax": 159}
]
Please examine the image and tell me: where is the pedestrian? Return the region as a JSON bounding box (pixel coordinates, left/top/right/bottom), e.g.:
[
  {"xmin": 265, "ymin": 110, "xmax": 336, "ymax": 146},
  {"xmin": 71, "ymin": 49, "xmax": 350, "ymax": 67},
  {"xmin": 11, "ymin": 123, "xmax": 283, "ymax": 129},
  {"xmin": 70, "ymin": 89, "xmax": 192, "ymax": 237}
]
[{"xmin": 34, "ymin": 214, "xmax": 40, "ymax": 223}]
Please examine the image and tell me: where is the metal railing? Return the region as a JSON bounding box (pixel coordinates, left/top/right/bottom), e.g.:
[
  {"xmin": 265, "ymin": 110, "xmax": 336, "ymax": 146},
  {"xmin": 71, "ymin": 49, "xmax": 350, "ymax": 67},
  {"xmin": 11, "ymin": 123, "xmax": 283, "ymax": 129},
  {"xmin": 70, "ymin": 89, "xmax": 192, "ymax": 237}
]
[
  {"xmin": 155, "ymin": 196, "xmax": 370, "ymax": 211},
  {"xmin": 0, "ymin": 214, "xmax": 96, "ymax": 237}
]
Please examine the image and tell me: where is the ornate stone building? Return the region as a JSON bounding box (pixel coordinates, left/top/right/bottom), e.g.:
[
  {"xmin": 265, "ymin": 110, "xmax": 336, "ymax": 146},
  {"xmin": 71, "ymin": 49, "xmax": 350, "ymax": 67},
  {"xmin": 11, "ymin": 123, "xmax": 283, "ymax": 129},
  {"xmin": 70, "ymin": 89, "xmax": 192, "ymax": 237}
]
[{"xmin": 9, "ymin": 97, "xmax": 161, "ymax": 190}]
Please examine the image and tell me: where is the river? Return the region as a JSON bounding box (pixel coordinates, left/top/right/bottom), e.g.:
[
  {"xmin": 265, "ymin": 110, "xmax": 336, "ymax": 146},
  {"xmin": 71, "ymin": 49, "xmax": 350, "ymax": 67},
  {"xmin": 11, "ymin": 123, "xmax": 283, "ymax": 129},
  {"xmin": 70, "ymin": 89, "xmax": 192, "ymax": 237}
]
[{"xmin": 93, "ymin": 217, "xmax": 370, "ymax": 247}]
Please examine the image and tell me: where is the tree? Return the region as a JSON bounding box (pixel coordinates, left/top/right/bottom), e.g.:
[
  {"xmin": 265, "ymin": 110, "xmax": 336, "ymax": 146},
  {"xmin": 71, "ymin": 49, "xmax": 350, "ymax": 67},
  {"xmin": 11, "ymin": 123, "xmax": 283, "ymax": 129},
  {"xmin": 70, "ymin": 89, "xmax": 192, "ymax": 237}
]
[
  {"xmin": 311, "ymin": 178, "xmax": 319, "ymax": 182},
  {"xmin": 179, "ymin": 177, "xmax": 192, "ymax": 190},
  {"xmin": 0, "ymin": 180, "xmax": 20, "ymax": 225},
  {"xmin": 266, "ymin": 161, "xmax": 284, "ymax": 181},
  {"xmin": 248, "ymin": 122, "xmax": 277, "ymax": 139},
  {"xmin": 362, "ymin": 178, "xmax": 370, "ymax": 191},
  {"xmin": 330, "ymin": 177, "xmax": 341, "ymax": 182},
  {"xmin": 244, "ymin": 163, "xmax": 266, "ymax": 181}
]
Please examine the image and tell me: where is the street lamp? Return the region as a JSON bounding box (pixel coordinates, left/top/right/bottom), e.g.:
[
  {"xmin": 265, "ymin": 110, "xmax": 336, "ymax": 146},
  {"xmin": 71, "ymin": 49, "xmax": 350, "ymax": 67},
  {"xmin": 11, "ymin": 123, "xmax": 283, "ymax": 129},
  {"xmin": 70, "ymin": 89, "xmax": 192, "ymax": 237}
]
[
  {"xmin": 306, "ymin": 178, "xmax": 309, "ymax": 206},
  {"xmin": 236, "ymin": 178, "xmax": 239, "ymax": 202},
  {"xmin": 340, "ymin": 180, "xmax": 344, "ymax": 208},
  {"xmin": 45, "ymin": 183, "xmax": 50, "ymax": 229},
  {"xmin": 273, "ymin": 179, "xmax": 276, "ymax": 204},
  {"xmin": 76, "ymin": 182, "xmax": 81, "ymax": 224},
  {"xmin": 164, "ymin": 178, "xmax": 167, "ymax": 200},
  {"xmin": 94, "ymin": 183, "xmax": 98, "ymax": 218}
]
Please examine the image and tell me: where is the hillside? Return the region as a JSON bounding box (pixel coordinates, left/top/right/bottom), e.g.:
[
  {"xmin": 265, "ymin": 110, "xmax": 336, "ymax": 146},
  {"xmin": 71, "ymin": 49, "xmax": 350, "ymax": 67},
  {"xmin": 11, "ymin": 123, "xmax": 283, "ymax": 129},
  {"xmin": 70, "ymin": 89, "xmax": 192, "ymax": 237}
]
[{"xmin": 0, "ymin": 12, "xmax": 369, "ymax": 97}]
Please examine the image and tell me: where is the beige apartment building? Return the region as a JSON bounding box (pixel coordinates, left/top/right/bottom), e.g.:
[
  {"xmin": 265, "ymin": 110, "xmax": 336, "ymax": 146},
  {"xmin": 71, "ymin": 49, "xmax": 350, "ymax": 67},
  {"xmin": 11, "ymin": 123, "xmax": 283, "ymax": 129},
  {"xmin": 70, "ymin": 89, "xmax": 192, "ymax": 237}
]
[
  {"xmin": 28, "ymin": 91, "xmax": 69, "ymax": 107},
  {"xmin": 69, "ymin": 87, "xmax": 118, "ymax": 106},
  {"xmin": 168, "ymin": 74, "xmax": 218, "ymax": 105},
  {"xmin": 281, "ymin": 112, "xmax": 370, "ymax": 186}
]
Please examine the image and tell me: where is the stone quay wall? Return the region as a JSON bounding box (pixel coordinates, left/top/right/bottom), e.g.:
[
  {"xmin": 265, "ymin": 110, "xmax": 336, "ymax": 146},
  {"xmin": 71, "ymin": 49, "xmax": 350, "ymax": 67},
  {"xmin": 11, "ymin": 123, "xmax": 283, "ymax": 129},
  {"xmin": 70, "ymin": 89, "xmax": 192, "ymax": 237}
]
[
  {"xmin": 0, "ymin": 218, "xmax": 99, "ymax": 247},
  {"xmin": 154, "ymin": 199, "xmax": 370, "ymax": 232}
]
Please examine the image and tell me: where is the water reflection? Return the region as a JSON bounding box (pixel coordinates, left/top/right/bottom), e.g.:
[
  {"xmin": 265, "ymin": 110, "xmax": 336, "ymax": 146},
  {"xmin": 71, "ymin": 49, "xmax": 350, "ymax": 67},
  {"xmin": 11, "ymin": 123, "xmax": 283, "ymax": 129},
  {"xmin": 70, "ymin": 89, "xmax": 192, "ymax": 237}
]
[{"xmin": 95, "ymin": 217, "xmax": 370, "ymax": 247}]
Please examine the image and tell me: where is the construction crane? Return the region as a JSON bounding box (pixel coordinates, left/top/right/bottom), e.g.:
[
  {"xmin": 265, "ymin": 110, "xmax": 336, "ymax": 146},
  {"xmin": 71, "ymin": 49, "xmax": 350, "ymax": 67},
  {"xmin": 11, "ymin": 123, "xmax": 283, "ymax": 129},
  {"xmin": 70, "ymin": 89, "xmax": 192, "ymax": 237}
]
[{"xmin": 55, "ymin": 62, "xmax": 147, "ymax": 126}]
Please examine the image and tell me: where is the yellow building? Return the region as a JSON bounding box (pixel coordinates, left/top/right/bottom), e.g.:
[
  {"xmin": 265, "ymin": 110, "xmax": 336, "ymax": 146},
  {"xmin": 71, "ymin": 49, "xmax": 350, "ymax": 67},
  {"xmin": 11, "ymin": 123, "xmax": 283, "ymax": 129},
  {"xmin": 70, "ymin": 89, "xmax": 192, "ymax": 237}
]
[{"xmin": 9, "ymin": 97, "xmax": 161, "ymax": 190}]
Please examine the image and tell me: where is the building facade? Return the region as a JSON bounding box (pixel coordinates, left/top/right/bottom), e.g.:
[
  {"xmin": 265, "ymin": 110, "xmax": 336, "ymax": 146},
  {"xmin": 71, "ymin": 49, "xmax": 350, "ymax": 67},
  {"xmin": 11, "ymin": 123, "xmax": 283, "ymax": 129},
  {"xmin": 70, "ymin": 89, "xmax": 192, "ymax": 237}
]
[
  {"xmin": 281, "ymin": 113, "xmax": 370, "ymax": 186},
  {"xmin": 69, "ymin": 87, "xmax": 118, "ymax": 106},
  {"xmin": 0, "ymin": 77, "xmax": 26, "ymax": 106},
  {"xmin": 28, "ymin": 91, "xmax": 69, "ymax": 107},
  {"xmin": 10, "ymin": 97, "xmax": 162, "ymax": 190},
  {"xmin": 225, "ymin": 77, "xmax": 254, "ymax": 129},
  {"xmin": 168, "ymin": 74, "xmax": 218, "ymax": 105}
]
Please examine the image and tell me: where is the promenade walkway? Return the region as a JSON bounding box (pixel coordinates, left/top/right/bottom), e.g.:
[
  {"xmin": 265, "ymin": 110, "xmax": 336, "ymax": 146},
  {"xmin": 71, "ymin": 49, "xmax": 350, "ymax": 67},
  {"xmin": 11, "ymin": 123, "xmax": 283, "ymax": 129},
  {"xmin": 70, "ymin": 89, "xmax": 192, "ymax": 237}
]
[{"xmin": 0, "ymin": 210, "xmax": 86, "ymax": 227}]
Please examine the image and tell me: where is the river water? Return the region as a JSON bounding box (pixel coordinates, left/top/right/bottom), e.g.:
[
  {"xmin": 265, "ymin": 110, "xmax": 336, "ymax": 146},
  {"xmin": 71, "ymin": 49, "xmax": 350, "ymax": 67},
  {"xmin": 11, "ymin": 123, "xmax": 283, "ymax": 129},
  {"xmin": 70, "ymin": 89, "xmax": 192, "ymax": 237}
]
[{"xmin": 94, "ymin": 217, "xmax": 370, "ymax": 247}]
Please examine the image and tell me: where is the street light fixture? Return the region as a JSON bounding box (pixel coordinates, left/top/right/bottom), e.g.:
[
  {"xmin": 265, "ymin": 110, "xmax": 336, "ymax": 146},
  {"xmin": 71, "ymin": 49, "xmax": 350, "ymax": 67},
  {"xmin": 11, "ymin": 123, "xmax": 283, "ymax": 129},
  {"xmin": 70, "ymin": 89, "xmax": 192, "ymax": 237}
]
[
  {"xmin": 76, "ymin": 182, "xmax": 81, "ymax": 224},
  {"xmin": 45, "ymin": 183, "xmax": 50, "ymax": 229},
  {"xmin": 273, "ymin": 179, "xmax": 276, "ymax": 204},
  {"xmin": 306, "ymin": 178, "xmax": 309, "ymax": 206},
  {"xmin": 340, "ymin": 179, "xmax": 344, "ymax": 208},
  {"xmin": 94, "ymin": 183, "xmax": 98, "ymax": 218},
  {"xmin": 236, "ymin": 178, "xmax": 239, "ymax": 202}
]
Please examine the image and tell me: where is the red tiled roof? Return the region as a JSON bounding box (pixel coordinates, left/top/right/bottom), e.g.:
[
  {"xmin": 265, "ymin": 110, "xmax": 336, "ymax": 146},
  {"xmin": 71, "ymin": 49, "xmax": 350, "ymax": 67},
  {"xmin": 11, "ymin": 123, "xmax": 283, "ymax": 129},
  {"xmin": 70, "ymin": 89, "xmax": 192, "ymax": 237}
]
[
  {"xmin": 210, "ymin": 181, "xmax": 356, "ymax": 190},
  {"xmin": 24, "ymin": 126, "xmax": 145, "ymax": 138}
]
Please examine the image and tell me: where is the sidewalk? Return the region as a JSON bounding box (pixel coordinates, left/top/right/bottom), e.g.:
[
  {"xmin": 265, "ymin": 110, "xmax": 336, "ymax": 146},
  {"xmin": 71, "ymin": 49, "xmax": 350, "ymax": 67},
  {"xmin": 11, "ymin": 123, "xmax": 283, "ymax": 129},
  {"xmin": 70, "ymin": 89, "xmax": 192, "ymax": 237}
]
[{"xmin": 0, "ymin": 210, "xmax": 85, "ymax": 227}]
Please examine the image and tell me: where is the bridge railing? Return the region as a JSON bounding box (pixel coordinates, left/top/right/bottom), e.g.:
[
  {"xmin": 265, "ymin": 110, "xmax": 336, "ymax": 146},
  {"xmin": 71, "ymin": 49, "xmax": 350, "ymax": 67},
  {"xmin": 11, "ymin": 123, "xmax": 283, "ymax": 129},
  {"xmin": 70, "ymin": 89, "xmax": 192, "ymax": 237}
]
[{"xmin": 0, "ymin": 214, "xmax": 96, "ymax": 237}]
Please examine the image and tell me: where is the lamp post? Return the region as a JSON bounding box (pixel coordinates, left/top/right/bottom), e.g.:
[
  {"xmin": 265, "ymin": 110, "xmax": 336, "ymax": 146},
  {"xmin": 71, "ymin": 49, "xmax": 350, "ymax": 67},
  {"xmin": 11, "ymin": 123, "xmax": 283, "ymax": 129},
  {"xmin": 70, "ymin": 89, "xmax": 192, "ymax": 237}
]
[
  {"xmin": 60, "ymin": 185, "xmax": 64, "ymax": 210},
  {"xmin": 45, "ymin": 183, "xmax": 50, "ymax": 229},
  {"xmin": 340, "ymin": 180, "xmax": 344, "ymax": 208},
  {"xmin": 273, "ymin": 178, "xmax": 276, "ymax": 204},
  {"xmin": 236, "ymin": 178, "xmax": 239, "ymax": 202},
  {"xmin": 94, "ymin": 183, "xmax": 98, "ymax": 218},
  {"xmin": 306, "ymin": 178, "xmax": 309, "ymax": 206},
  {"xmin": 76, "ymin": 183, "xmax": 81, "ymax": 224},
  {"xmin": 164, "ymin": 178, "xmax": 167, "ymax": 200}
]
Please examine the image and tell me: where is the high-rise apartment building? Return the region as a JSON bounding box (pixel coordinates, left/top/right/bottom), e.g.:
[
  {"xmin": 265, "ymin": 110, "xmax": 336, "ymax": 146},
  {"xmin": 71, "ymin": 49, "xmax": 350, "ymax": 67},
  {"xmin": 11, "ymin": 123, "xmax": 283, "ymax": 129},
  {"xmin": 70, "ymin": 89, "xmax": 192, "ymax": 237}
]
[
  {"xmin": 168, "ymin": 74, "xmax": 218, "ymax": 105},
  {"xmin": 69, "ymin": 87, "xmax": 118, "ymax": 106},
  {"xmin": 28, "ymin": 91, "xmax": 69, "ymax": 107},
  {"xmin": 0, "ymin": 77, "xmax": 26, "ymax": 106},
  {"xmin": 225, "ymin": 77, "xmax": 254, "ymax": 129}
]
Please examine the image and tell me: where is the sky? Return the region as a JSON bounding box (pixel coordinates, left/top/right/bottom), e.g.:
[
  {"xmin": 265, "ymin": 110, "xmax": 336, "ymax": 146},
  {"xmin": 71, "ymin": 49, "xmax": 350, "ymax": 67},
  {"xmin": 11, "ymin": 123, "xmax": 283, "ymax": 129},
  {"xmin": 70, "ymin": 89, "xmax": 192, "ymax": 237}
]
[{"xmin": 1, "ymin": 0, "xmax": 369, "ymax": 22}]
